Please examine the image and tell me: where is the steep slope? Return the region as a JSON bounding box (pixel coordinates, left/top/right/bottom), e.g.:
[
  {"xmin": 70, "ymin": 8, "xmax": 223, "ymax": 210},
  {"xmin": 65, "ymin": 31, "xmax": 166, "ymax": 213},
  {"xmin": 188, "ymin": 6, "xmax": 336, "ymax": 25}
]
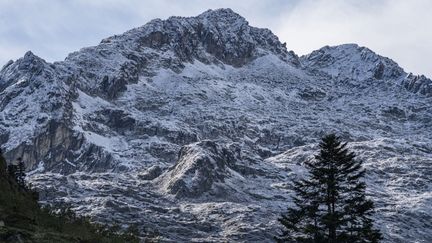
[
  {"xmin": 0, "ymin": 8, "xmax": 431, "ymax": 242},
  {"xmin": 0, "ymin": 152, "xmax": 140, "ymax": 242}
]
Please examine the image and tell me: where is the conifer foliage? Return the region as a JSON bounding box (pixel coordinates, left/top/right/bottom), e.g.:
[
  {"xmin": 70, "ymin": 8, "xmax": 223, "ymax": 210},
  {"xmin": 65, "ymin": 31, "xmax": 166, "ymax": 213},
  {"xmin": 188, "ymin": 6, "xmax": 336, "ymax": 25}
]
[
  {"xmin": 16, "ymin": 158, "xmax": 27, "ymax": 189},
  {"xmin": 277, "ymin": 134, "xmax": 381, "ymax": 243},
  {"xmin": 0, "ymin": 148, "xmax": 141, "ymax": 242},
  {"xmin": 6, "ymin": 157, "xmax": 27, "ymax": 190},
  {"xmin": 0, "ymin": 149, "xmax": 6, "ymax": 176}
]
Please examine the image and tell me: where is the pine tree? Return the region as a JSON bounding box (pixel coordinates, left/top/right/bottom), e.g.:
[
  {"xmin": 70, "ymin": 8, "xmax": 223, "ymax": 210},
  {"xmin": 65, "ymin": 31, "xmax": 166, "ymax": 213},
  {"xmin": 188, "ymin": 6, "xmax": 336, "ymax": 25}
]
[
  {"xmin": 7, "ymin": 163, "xmax": 17, "ymax": 181},
  {"xmin": 277, "ymin": 134, "xmax": 381, "ymax": 243},
  {"xmin": 16, "ymin": 158, "xmax": 27, "ymax": 189},
  {"xmin": 6, "ymin": 157, "xmax": 27, "ymax": 190},
  {"xmin": 0, "ymin": 149, "xmax": 6, "ymax": 176}
]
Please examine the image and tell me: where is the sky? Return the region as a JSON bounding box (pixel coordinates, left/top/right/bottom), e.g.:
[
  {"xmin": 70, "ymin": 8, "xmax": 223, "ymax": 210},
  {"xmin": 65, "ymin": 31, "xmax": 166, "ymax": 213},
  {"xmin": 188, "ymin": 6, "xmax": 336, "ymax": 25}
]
[{"xmin": 0, "ymin": 0, "xmax": 431, "ymax": 77}]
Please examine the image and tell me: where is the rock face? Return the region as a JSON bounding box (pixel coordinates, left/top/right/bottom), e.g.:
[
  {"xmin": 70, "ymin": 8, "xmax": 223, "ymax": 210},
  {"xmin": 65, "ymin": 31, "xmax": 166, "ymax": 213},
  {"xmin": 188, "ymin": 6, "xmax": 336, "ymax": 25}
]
[
  {"xmin": 0, "ymin": 8, "xmax": 431, "ymax": 243},
  {"xmin": 158, "ymin": 140, "xmax": 240, "ymax": 198},
  {"xmin": 402, "ymin": 73, "xmax": 432, "ymax": 96},
  {"xmin": 132, "ymin": 8, "xmax": 297, "ymax": 67}
]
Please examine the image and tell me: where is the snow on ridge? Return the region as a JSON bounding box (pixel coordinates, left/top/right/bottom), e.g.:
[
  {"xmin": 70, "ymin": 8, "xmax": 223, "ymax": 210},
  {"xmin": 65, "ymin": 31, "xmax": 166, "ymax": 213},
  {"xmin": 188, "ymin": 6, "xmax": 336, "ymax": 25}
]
[{"xmin": 300, "ymin": 43, "xmax": 407, "ymax": 82}]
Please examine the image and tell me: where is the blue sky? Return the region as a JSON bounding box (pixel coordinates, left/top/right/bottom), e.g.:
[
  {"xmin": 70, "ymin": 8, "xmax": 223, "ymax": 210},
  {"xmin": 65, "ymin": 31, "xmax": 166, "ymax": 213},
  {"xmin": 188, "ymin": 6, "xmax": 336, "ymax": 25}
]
[{"xmin": 0, "ymin": 0, "xmax": 431, "ymax": 77}]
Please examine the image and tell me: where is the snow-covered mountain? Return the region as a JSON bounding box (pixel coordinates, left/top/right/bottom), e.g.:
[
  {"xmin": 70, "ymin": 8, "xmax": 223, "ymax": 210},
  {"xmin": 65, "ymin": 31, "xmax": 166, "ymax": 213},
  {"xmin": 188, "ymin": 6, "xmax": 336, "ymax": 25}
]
[{"xmin": 1, "ymin": 8, "xmax": 431, "ymax": 242}]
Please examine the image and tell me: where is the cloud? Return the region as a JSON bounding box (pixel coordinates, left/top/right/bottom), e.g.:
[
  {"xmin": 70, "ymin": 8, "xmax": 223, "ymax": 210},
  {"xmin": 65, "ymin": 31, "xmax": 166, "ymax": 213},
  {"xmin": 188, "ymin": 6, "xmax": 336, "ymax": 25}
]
[{"xmin": 0, "ymin": 0, "xmax": 430, "ymax": 77}]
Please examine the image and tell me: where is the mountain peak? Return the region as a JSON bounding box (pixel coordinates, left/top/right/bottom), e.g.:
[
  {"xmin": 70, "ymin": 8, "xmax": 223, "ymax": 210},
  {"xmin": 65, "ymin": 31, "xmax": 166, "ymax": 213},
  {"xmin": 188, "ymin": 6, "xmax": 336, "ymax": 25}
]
[
  {"xmin": 200, "ymin": 8, "xmax": 240, "ymax": 16},
  {"xmin": 23, "ymin": 50, "xmax": 38, "ymax": 59},
  {"xmin": 197, "ymin": 8, "xmax": 247, "ymax": 24},
  {"xmin": 93, "ymin": 8, "xmax": 296, "ymax": 69},
  {"xmin": 301, "ymin": 43, "xmax": 404, "ymax": 81},
  {"xmin": 0, "ymin": 50, "xmax": 47, "ymax": 91},
  {"xmin": 15, "ymin": 51, "xmax": 46, "ymax": 69}
]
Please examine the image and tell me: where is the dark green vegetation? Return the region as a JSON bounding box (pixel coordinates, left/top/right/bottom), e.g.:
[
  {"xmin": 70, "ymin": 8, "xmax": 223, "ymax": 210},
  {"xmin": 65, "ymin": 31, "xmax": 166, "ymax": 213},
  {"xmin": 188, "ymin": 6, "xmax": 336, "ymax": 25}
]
[
  {"xmin": 277, "ymin": 134, "xmax": 382, "ymax": 243},
  {"xmin": 0, "ymin": 149, "xmax": 140, "ymax": 243}
]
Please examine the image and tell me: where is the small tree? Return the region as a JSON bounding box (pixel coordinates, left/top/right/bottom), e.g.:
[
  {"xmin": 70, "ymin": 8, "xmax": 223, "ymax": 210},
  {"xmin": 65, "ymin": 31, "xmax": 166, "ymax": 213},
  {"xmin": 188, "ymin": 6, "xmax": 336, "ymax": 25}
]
[
  {"xmin": 0, "ymin": 148, "xmax": 7, "ymax": 176},
  {"xmin": 6, "ymin": 157, "xmax": 27, "ymax": 190},
  {"xmin": 16, "ymin": 158, "xmax": 27, "ymax": 189},
  {"xmin": 277, "ymin": 134, "xmax": 381, "ymax": 243},
  {"xmin": 7, "ymin": 164, "xmax": 17, "ymax": 181}
]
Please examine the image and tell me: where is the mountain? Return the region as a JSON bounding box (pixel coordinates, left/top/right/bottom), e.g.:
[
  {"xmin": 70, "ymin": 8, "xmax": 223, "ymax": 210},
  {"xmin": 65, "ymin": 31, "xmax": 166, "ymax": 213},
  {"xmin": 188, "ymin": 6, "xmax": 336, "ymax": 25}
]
[{"xmin": 1, "ymin": 8, "xmax": 431, "ymax": 242}]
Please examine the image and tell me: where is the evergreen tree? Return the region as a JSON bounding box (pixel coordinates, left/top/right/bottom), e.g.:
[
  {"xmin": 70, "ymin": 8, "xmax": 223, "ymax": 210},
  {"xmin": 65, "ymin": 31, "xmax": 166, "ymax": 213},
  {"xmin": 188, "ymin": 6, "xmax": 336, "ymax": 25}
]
[
  {"xmin": 0, "ymin": 148, "xmax": 6, "ymax": 176},
  {"xmin": 0, "ymin": 149, "xmax": 142, "ymax": 242},
  {"xmin": 7, "ymin": 163, "xmax": 17, "ymax": 181},
  {"xmin": 16, "ymin": 158, "xmax": 27, "ymax": 189},
  {"xmin": 277, "ymin": 134, "xmax": 381, "ymax": 243},
  {"xmin": 6, "ymin": 157, "xmax": 27, "ymax": 190}
]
